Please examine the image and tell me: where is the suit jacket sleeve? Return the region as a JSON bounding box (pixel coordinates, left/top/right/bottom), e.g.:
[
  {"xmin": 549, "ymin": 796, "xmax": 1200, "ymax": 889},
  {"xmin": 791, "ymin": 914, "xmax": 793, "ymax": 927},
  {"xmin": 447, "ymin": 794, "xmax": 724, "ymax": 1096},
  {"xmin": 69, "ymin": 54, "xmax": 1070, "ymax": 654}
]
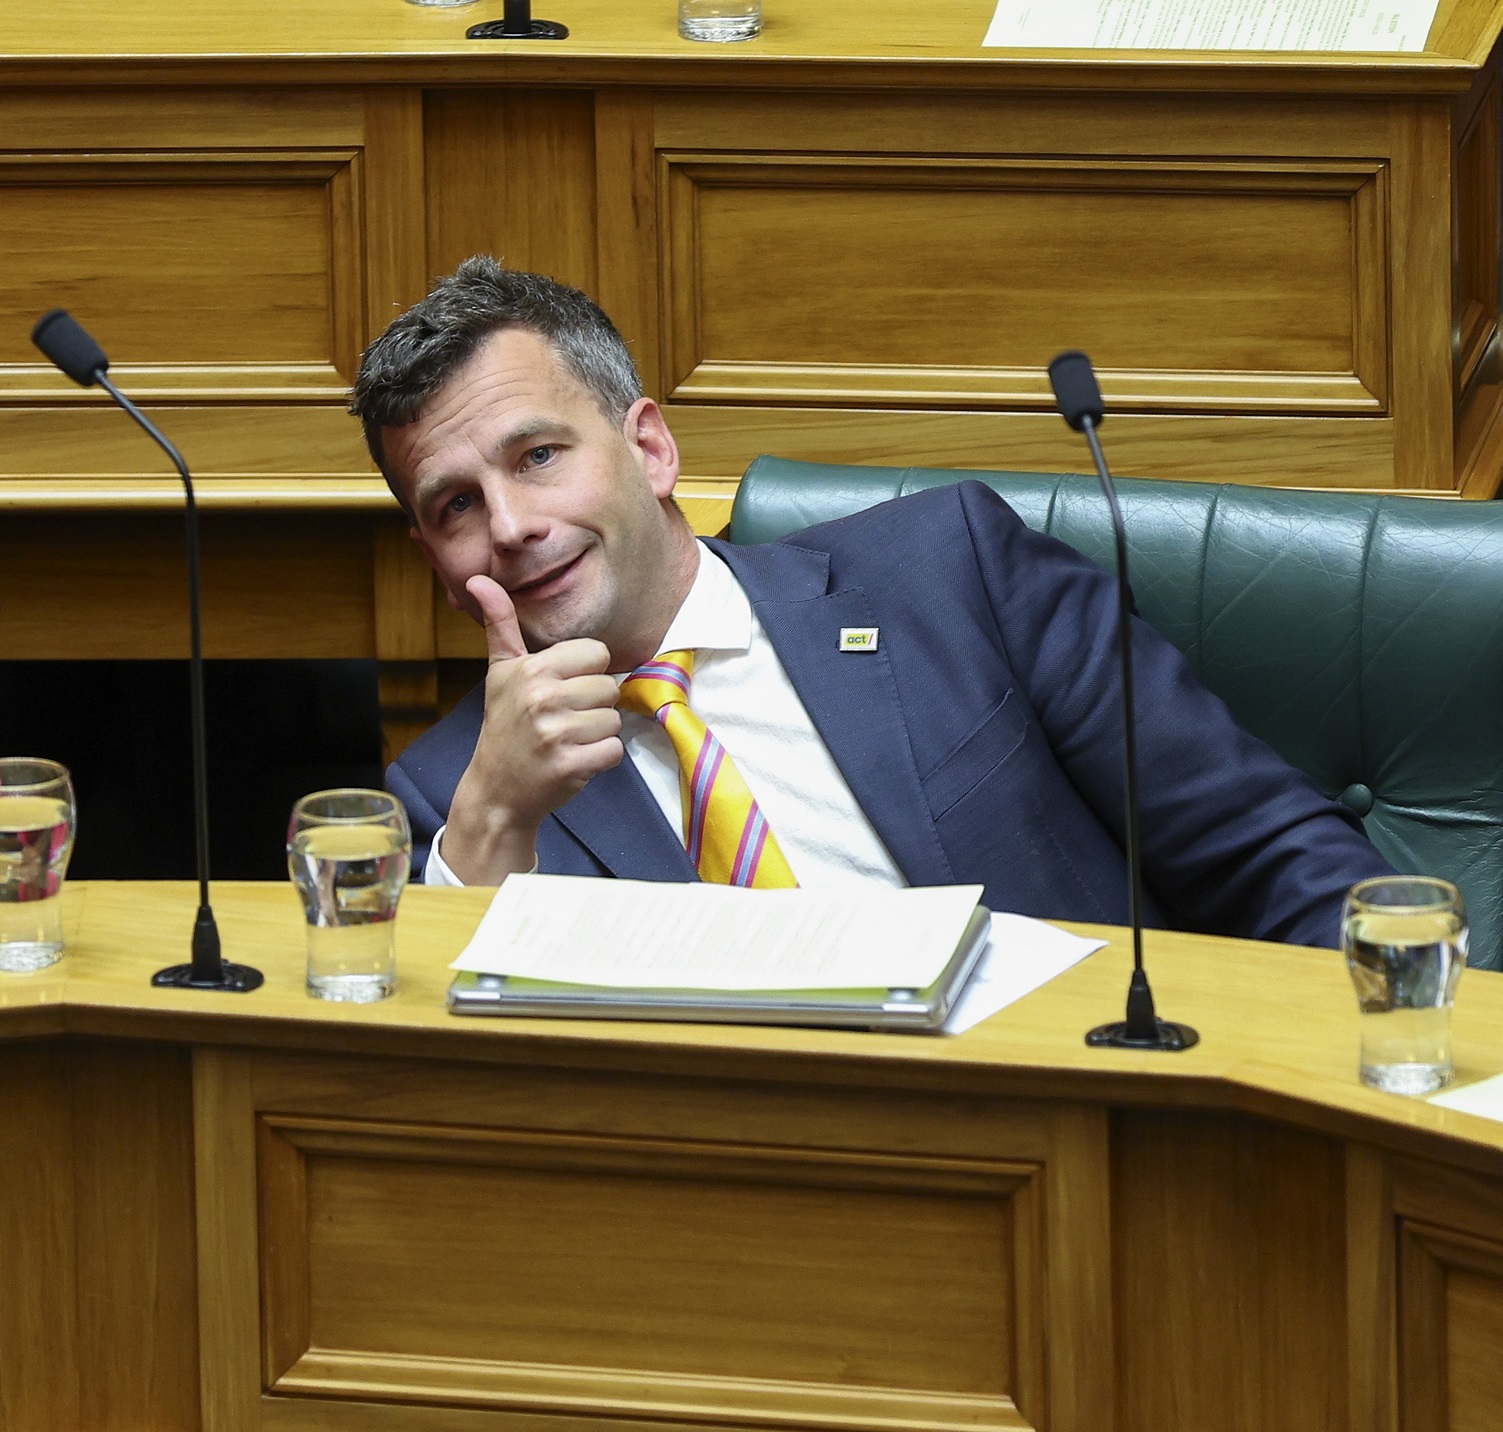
[{"xmin": 951, "ymin": 481, "xmax": 1391, "ymax": 948}]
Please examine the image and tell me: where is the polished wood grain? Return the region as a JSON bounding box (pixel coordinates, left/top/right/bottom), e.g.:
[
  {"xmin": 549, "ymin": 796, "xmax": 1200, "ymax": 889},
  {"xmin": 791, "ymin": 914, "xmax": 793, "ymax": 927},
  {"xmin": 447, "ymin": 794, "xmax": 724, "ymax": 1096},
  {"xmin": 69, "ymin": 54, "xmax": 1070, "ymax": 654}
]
[
  {"xmin": 0, "ymin": 513, "xmax": 374, "ymax": 660},
  {"xmin": 6, "ymin": 883, "xmax": 1503, "ymax": 1430},
  {"xmin": 3, "ymin": 881, "xmax": 1502, "ymax": 1166},
  {"xmin": 1113, "ymin": 1111, "xmax": 1349, "ymax": 1430},
  {"xmin": 3, "ymin": 0, "xmax": 1501, "ymax": 768},
  {"xmin": 1345, "ymin": 1144, "xmax": 1399, "ymax": 1432},
  {"xmin": 0, "ymin": 1038, "xmax": 200, "ymax": 1432},
  {"xmin": 0, "ymin": 1042, "xmax": 80, "ymax": 1430},
  {"xmin": 373, "ymin": 514, "xmax": 440, "ymax": 759},
  {"xmin": 71, "ymin": 1041, "xmax": 200, "ymax": 1432},
  {"xmin": 195, "ymin": 1049, "xmax": 262, "ymax": 1432},
  {"xmin": 0, "ymin": 0, "xmax": 1494, "ymax": 83},
  {"xmin": 662, "ymin": 157, "xmax": 1385, "ymax": 410},
  {"xmin": 426, "ymin": 90, "xmax": 599, "ymax": 295}
]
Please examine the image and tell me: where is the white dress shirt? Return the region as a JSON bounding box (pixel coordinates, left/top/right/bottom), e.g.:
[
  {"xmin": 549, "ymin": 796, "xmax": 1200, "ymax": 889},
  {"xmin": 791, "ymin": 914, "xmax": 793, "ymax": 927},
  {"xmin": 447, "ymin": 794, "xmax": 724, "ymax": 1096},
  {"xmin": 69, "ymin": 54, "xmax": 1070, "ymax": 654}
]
[{"xmin": 426, "ymin": 541, "xmax": 905, "ymax": 888}]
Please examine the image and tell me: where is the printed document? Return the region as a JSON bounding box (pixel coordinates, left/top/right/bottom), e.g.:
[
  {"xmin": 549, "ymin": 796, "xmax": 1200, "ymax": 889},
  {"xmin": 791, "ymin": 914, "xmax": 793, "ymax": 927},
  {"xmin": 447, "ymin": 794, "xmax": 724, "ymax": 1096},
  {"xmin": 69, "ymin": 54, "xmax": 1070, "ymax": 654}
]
[
  {"xmin": 984, "ymin": 0, "xmax": 1441, "ymax": 51},
  {"xmin": 451, "ymin": 875, "xmax": 986, "ymax": 992}
]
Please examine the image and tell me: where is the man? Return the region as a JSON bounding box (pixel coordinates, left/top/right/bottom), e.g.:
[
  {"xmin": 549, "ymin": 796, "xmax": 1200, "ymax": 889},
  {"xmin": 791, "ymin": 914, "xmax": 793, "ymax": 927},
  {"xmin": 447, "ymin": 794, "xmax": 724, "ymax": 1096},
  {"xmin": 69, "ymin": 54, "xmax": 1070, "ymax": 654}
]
[{"xmin": 351, "ymin": 257, "xmax": 1391, "ymax": 948}]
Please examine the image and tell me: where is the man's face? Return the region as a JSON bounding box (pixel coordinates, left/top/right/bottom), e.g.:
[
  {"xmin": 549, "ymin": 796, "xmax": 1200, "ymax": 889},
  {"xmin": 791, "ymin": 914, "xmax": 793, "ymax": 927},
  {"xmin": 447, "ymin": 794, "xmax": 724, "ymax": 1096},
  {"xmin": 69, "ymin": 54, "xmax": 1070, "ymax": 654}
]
[{"xmin": 383, "ymin": 328, "xmax": 688, "ymax": 666}]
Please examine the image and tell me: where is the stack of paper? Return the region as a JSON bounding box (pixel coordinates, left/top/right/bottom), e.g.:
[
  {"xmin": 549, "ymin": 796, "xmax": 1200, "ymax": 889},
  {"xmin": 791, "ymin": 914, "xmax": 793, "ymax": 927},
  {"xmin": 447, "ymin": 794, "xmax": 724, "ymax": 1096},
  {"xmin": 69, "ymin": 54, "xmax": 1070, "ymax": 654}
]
[
  {"xmin": 984, "ymin": 0, "xmax": 1441, "ymax": 53},
  {"xmin": 451, "ymin": 875, "xmax": 986, "ymax": 991}
]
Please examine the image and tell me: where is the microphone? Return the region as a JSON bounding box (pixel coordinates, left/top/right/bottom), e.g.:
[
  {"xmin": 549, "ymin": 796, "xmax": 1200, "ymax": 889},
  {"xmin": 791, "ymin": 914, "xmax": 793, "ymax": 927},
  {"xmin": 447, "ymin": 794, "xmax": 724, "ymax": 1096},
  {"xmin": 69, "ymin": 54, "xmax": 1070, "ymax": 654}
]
[
  {"xmin": 31, "ymin": 311, "xmax": 263, "ymax": 993},
  {"xmin": 1046, "ymin": 350, "xmax": 1196, "ymax": 1052}
]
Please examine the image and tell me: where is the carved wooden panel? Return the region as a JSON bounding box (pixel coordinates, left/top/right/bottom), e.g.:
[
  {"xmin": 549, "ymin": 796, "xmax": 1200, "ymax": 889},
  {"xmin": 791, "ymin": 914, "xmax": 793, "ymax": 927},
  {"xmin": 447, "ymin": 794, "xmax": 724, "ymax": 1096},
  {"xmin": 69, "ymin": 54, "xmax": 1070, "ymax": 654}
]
[
  {"xmin": 0, "ymin": 155, "xmax": 360, "ymax": 396},
  {"xmin": 1453, "ymin": 74, "xmax": 1501, "ymax": 399},
  {"xmin": 188, "ymin": 1051, "xmax": 1113, "ymax": 1432},
  {"xmin": 659, "ymin": 155, "xmax": 1389, "ymax": 417},
  {"xmin": 258, "ymin": 1115, "xmax": 1039, "ymax": 1430},
  {"xmin": 1391, "ymin": 1156, "xmax": 1503, "ymax": 1432},
  {"xmin": 0, "ymin": 90, "xmax": 424, "ymax": 483}
]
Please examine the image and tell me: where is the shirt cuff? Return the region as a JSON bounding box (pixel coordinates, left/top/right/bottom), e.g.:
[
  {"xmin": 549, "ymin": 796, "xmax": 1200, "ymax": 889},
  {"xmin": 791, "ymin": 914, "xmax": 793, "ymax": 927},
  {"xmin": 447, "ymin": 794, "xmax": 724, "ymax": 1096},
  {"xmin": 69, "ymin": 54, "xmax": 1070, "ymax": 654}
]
[
  {"xmin": 422, "ymin": 824, "xmax": 540, "ymax": 886},
  {"xmin": 423, "ymin": 826, "xmax": 465, "ymax": 886}
]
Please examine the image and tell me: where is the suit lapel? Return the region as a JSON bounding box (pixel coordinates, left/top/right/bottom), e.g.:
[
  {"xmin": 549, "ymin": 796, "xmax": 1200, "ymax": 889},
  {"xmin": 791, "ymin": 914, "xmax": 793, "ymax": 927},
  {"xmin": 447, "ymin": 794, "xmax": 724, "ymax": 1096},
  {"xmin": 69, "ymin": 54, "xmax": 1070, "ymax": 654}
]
[
  {"xmin": 551, "ymin": 757, "xmax": 698, "ymax": 882},
  {"xmin": 711, "ymin": 539, "xmax": 955, "ymax": 889}
]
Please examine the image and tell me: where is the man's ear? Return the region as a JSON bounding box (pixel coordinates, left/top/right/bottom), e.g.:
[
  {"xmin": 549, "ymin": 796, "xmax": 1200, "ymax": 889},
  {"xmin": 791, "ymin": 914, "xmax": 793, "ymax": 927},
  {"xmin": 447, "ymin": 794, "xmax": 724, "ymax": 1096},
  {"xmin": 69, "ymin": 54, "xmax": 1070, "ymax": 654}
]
[
  {"xmin": 409, "ymin": 528, "xmax": 468, "ymax": 613},
  {"xmin": 625, "ymin": 397, "xmax": 680, "ymax": 501}
]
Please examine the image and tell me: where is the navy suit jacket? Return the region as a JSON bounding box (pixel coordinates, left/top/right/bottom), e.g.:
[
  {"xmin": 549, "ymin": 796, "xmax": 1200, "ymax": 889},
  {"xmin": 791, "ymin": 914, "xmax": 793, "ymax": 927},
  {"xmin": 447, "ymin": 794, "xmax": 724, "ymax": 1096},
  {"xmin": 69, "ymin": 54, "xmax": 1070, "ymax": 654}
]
[{"xmin": 389, "ymin": 482, "xmax": 1391, "ymax": 948}]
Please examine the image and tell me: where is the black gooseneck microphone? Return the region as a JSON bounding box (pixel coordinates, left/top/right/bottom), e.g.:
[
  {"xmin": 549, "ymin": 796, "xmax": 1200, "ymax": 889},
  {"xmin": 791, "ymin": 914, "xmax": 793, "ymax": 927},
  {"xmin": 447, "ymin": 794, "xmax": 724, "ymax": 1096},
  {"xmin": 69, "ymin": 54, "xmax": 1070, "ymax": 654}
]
[
  {"xmin": 31, "ymin": 310, "xmax": 263, "ymax": 993},
  {"xmin": 1047, "ymin": 350, "xmax": 1197, "ymax": 1052}
]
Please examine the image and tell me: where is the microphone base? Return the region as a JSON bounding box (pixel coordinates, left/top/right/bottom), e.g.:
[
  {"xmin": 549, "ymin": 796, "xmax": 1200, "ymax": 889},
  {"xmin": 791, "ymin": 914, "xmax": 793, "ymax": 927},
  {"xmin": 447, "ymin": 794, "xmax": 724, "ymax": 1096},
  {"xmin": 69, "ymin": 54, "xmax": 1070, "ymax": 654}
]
[
  {"xmin": 151, "ymin": 961, "xmax": 265, "ymax": 993},
  {"xmin": 467, "ymin": 18, "xmax": 569, "ymax": 38},
  {"xmin": 1086, "ymin": 1017, "xmax": 1200, "ymax": 1051}
]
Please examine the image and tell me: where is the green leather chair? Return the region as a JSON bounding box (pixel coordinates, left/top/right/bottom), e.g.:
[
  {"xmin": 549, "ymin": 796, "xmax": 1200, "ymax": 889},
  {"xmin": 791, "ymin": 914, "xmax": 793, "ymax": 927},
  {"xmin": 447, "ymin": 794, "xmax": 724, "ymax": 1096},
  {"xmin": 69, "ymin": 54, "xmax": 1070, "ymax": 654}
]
[{"xmin": 730, "ymin": 457, "xmax": 1503, "ymax": 970}]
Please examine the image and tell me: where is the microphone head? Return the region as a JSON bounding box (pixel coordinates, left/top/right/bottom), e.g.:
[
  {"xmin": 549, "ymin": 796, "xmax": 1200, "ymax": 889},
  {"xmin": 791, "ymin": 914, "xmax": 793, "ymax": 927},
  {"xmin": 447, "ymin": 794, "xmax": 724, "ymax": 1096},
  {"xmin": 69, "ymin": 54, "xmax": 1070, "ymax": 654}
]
[
  {"xmin": 32, "ymin": 309, "xmax": 109, "ymax": 386},
  {"xmin": 1048, "ymin": 350, "xmax": 1105, "ymax": 432}
]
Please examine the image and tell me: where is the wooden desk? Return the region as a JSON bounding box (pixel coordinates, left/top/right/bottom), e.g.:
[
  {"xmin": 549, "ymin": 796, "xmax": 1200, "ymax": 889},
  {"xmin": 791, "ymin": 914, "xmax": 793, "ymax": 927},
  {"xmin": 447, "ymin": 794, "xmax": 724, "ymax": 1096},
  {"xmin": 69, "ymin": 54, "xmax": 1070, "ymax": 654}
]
[
  {"xmin": 4, "ymin": 880, "xmax": 1503, "ymax": 1432},
  {"xmin": 4, "ymin": 1, "xmax": 1503, "ymax": 756}
]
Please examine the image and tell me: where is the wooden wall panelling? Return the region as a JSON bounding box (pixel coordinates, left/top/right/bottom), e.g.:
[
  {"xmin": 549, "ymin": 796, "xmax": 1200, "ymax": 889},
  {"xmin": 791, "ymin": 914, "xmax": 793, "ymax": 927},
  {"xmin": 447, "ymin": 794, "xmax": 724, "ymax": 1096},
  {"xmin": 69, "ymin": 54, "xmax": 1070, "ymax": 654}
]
[
  {"xmin": 1039, "ymin": 1104, "xmax": 1113, "ymax": 1432},
  {"xmin": 1452, "ymin": 74, "xmax": 1501, "ymax": 396},
  {"xmin": 70, "ymin": 1040, "xmax": 200, "ymax": 1432},
  {"xmin": 244, "ymin": 1051, "xmax": 1113, "ymax": 1432},
  {"xmin": 260, "ymin": 1116, "xmax": 1040, "ymax": 1429},
  {"xmin": 1451, "ymin": 44, "xmax": 1503, "ymax": 495},
  {"xmin": 659, "ymin": 154, "xmax": 1389, "ymax": 415},
  {"xmin": 194, "ymin": 1047, "xmax": 263, "ymax": 1432},
  {"xmin": 0, "ymin": 1038, "xmax": 200, "ymax": 1432},
  {"xmin": 1345, "ymin": 1143, "xmax": 1398, "ymax": 1432},
  {"xmin": 595, "ymin": 92, "xmax": 662, "ymax": 404},
  {"xmin": 0, "ymin": 1040, "xmax": 81, "ymax": 1430},
  {"xmin": 1111, "ymin": 1109, "xmax": 1349, "ymax": 1432},
  {"xmin": 662, "ymin": 407, "xmax": 1399, "ymax": 489},
  {"xmin": 1391, "ymin": 1156, "xmax": 1503, "ymax": 1432},
  {"xmin": 372, "ymin": 513, "xmax": 438, "ymax": 762},
  {"xmin": 0, "ymin": 512, "xmax": 374, "ymax": 660},
  {"xmin": 0, "ymin": 88, "xmax": 424, "ymax": 488},
  {"xmin": 361, "ymin": 88, "xmax": 430, "ymax": 350},
  {"xmin": 424, "ymin": 89, "xmax": 598, "ymax": 293},
  {"xmin": 647, "ymin": 89, "xmax": 1415, "ymax": 493},
  {"xmin": 1388, "ymin": 99, "xmax": 1460, "ymax": 491}
]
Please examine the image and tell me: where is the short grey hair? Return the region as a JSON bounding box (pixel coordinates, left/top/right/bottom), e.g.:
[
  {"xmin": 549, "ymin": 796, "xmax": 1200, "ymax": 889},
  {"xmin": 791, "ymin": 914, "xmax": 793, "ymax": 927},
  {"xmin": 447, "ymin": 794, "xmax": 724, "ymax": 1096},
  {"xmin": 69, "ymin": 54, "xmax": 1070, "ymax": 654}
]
[{"xmin": 348, "ymin": 257, "xmax": 643, "ymax": 493}]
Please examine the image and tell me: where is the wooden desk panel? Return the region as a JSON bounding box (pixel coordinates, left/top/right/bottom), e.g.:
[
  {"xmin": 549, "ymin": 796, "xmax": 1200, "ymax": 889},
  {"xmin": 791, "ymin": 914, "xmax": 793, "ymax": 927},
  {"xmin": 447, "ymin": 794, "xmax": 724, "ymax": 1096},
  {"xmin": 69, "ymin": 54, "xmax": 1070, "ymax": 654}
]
[{"xmin": 4, "ymin": 884, "xmax": 1503, "ymax": 1430}]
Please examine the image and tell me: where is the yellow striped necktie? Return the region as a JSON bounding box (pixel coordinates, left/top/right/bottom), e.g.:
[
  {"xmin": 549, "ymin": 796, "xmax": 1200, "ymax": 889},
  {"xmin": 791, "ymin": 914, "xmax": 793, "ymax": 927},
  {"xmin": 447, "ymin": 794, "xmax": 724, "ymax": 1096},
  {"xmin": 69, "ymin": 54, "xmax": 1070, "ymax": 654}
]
[{"xmin": 618, "ymin": 650, "xmax": 798, "ymax": 888}]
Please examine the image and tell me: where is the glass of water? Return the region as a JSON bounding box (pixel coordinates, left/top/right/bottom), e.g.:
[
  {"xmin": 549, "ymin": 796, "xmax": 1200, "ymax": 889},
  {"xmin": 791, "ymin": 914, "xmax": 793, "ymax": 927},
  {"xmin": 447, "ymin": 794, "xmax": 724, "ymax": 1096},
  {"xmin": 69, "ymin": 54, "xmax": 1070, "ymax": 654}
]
[
  {"xmin": 1343, "ymin": 875, "xmax": 1467, "ymax": 1096},
  {"xmin": 678, "ymin": 0, "xmax": 762, "ymax": 41},
  {"xmin": 0, "ymin": 758, "xmax": 76, "ymax": 972},
  {"xmin": 288, "ymin": 789, "xmax": 411, "ymax": 1002}
]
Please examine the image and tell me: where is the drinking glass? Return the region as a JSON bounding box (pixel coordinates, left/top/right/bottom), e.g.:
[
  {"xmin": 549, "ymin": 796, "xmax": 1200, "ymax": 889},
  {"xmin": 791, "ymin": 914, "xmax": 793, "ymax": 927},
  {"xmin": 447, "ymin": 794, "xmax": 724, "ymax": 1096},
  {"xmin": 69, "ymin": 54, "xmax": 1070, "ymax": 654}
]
[
  {"xmin": 0, "ymin": 758, "xmax": 76, "ymax": 972},
  {"xmin": 1343, "ymin": 876, "xmax": 1467, "ymax": 1095},
  {"xmin": 288, "ymin": 789, "xmax": 411, "ymax": 1002},
  {"xmin": 679, "ymin": 0, "xmax": 762, "ymax": 41}
]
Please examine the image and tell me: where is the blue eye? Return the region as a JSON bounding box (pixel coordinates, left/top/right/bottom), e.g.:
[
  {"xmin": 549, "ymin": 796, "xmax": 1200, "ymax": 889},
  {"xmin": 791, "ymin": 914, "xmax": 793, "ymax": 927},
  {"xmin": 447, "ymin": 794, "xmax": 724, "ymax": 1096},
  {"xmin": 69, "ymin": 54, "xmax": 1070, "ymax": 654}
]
[
  {"xmin": 445, "ymin": 492, "xmax": 473, "ymax": 516},
  {"xmin": 524, "ymin": 445, "xmax": 556, "ymax": 467}
]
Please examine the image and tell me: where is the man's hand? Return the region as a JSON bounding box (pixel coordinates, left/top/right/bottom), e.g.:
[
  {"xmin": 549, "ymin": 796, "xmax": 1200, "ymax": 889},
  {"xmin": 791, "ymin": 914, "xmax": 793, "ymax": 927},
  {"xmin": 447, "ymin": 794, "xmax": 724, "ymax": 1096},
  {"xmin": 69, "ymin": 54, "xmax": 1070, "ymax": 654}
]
[{"xmin": 439, "ymin": 574, "xmax": 623, "ymax": 883}]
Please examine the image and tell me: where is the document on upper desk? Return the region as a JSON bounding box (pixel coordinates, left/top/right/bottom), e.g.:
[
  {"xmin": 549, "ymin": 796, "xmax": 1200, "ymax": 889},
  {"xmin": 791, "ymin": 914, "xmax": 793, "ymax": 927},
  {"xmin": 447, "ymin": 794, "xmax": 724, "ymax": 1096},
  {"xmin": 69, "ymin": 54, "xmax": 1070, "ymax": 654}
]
[
  {"xmin": 450, "ymin": 875, "xmax": 985, "ymax": 991},
  {"xmin": 984, "ymin": 0, "xmax": 1441, "ymax": 51}
]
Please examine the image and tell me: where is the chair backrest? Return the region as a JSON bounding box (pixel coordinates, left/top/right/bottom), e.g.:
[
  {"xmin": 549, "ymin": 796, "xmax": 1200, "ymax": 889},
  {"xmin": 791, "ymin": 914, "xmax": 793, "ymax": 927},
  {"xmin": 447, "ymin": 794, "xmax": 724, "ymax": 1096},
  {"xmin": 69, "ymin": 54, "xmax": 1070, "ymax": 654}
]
[{"xmin": 731, "ymin": 457, "xmax": 1503, "ymax": 970}]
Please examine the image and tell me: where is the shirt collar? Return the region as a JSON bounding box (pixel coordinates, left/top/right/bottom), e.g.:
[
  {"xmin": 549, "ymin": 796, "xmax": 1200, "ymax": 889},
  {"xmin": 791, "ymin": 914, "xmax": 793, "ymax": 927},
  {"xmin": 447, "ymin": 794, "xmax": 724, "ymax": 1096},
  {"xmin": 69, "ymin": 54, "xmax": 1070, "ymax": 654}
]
[
  {"xmin": 658, "ymin": 540, "xmax": 752, "ymax": 655},
  {"xmin": 613, "ymin": 540, "xmax": 751, "ymax": 678}
]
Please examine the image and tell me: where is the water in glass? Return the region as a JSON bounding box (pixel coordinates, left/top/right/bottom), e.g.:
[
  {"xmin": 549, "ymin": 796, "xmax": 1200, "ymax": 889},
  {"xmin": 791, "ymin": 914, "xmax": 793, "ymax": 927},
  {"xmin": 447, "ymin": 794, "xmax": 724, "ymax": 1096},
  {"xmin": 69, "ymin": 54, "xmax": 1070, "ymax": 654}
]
[
  {"xmin": 0, "ymin": 760, "xmax": 75, "ymax": 972},
  {"xmin": 289, "ymin": 795, "xmax": 410, "ymax": 1002},
  {"xmin": 678, "ymin": 0, "xmax": 762, "ymax": 42},
  {"xmin": 1345, "ymin": 879, "xmax": 1466, "ymax": 1096}
]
